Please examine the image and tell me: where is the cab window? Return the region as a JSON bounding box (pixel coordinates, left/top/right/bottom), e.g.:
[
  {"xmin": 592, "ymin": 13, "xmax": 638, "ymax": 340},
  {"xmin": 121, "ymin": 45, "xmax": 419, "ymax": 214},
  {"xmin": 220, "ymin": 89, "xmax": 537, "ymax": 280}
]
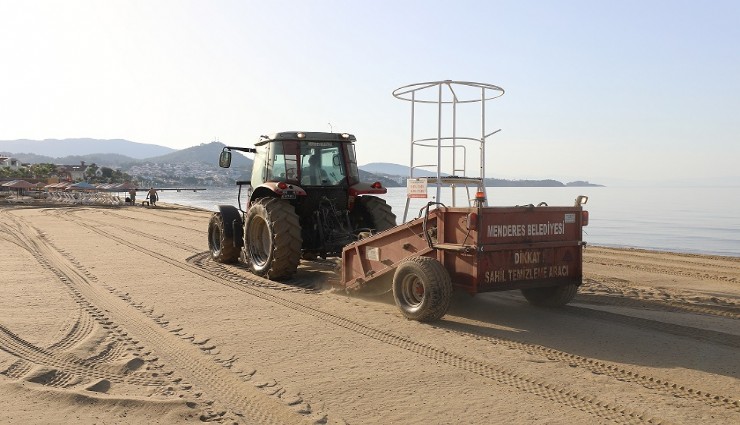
[
  {"xmin": 252, "ymin": 146, "xmax": 268, "ymax": 186},
  {"xmin": 299, "ymin": 142, "xmax": 346, "ymax": 186},
  {"xmin": 269, "ymin": 142, "xmax": 299, "ymax": 182},
  {"xmin": 346, "ymin": 143, "xmax": 360, "ymax": 184}
]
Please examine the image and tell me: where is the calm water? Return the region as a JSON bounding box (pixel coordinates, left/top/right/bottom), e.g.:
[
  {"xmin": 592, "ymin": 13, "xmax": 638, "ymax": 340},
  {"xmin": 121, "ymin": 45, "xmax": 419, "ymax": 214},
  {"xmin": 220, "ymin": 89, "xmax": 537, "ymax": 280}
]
[{"xmin": 161, "ymin": 186, "xmax": 740, "ymax": 257}]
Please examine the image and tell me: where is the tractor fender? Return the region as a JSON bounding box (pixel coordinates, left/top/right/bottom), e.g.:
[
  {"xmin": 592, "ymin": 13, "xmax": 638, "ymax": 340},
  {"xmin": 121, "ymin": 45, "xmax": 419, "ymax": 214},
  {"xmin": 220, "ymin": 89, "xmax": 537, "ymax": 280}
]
[
  {"xmin": 349, "ymin": 182, "xmax": 387, "ymax": 196},
  {"xmin": 215, "ymin": 204, "xmax": 243, "ymax": 244},
  {"xmin": 249, "ymin": 182, "xmax": 306, "ymax": 205}
]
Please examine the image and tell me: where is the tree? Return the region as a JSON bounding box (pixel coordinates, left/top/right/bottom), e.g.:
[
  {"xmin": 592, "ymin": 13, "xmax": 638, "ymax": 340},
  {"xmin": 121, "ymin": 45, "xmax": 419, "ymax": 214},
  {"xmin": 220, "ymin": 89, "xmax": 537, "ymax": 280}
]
[
  {"xmin": 85, "ymin": 163, "xmax": 99, "ymax": 180},
  {"xmin": 29, "ymin": 163, "xmax": 56, "ymax": 179},
  {"xmin": 100, "ymin": 167, "xmax": 114, "ymax": 179}
]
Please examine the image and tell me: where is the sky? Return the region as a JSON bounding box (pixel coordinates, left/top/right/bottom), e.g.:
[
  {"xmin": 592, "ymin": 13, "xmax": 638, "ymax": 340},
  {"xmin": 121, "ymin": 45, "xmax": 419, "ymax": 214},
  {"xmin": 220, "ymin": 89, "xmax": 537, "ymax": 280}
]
[{"xmin": 1, "ymin": 0, "xmax": 739, "ymax": 186}]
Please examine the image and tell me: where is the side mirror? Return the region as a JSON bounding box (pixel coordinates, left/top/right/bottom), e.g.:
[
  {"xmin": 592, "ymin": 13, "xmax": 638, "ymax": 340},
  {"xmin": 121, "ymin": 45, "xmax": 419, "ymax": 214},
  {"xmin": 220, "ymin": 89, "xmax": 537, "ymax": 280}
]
[{"xmin": 219, "ymin": 150, "xmax": 232, "ymax": 168}]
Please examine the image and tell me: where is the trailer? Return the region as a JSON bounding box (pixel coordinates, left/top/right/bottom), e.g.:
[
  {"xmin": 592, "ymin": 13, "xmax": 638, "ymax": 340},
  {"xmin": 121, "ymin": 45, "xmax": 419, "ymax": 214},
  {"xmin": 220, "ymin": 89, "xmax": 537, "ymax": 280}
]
[
  {"xmin": 339, "ymin": 81, "xmax": 589, "ymax": 321},
  {"xmin": 342, "ymin": 198, "xmax": 588, "ymax": 321}
]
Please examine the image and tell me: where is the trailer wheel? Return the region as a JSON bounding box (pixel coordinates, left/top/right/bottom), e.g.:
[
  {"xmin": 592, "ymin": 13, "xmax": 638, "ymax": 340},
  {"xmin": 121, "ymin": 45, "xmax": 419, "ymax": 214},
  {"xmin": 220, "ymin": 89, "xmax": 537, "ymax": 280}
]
[
  {"xmin": 208, "ymin": 213, "xmax": 240, "ymax": 263},
  {"xmin": 521, "ymin": 284, "xmax": 579, "ymax": 307},
  {"xmin": 244, "ymin": 198, "xmax": 302, "ymax": 280},
  {"xmin": 354, "ymin": 196, "xmax": 396, "ymax": 233},
  {"xmin": 392, "ymin": 256, "xmax": 453, "ymax": 322}
]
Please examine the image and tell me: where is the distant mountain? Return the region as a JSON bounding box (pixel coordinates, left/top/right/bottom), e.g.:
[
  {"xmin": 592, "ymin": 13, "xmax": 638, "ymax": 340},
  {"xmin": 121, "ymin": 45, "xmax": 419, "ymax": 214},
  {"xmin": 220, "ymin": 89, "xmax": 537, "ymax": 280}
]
[
  {"xmin": 1, "ymin": 152, "xmax": 57, "ymax": 164},
  {"xmin": 1, "ymin": 151, "xmax": 141, "ymax": 167},
  {"xmin": 360, "ymin": 162, "xmax": 442, "ymax": 178},
  {"xmin": 1, "ymin": 139, "xmax": 252, "ymax": 168},
  {"xmin": 565, "ymin": 180, "xmax": 603, "ymax": 187},
  {"xmin": 1, "ymin": 138, "xmax": 603, "ymax": 187},
  {"xmin": 0, "ymin": 138, "xmax": 175, "ymax": 159},
  {"xmin": 482, "ymin": 179, "xmax": 603, "ymax": 187},
  {"xmin": 146, "ymin": 141, "xmax": 253, "ymax": 169},
  {"xmin": 358, "ymin": 170, "xmax": 403, "ymax": 188},
  {"xmin": 361, "ymin": 163, "xmax": 604, "ymax": 187}
]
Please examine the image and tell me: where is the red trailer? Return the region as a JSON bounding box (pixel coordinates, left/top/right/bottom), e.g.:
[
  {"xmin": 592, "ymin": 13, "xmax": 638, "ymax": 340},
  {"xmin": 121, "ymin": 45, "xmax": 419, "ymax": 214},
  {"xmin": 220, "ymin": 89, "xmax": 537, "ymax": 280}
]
[
  {"xmin": 340, "ymin": 81, "xmax": 590, "ymax": 321},
  {"xmin": 341, "ymin": 197, "xmax": 589, "ymax": 321}
]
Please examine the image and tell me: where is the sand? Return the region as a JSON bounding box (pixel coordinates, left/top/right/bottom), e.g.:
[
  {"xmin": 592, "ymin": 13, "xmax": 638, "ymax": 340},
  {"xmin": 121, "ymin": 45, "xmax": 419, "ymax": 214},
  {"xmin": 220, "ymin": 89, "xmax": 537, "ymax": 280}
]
[{"xmin": 0, "ymin": 203, "xmax": 738, "ymax": 424}]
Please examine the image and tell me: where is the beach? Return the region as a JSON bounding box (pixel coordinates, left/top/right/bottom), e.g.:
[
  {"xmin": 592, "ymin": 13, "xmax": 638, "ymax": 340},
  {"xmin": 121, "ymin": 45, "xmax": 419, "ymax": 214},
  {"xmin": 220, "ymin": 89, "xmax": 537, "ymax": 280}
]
[{"xmin": 0, "ymin": 203, "xmax": 738, "ymax": 424}]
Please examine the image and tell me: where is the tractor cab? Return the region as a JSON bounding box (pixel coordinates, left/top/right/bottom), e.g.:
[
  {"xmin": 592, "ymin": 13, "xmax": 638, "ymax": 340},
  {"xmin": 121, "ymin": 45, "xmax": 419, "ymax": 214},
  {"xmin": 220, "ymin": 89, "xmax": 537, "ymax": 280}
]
[
  {"xmin": 252, "ymin": 131, "xmax": 360, "ymax": 189},
  {"xmin": 212, "ymin": 131, "xmax": 396, "ymax": 274}
]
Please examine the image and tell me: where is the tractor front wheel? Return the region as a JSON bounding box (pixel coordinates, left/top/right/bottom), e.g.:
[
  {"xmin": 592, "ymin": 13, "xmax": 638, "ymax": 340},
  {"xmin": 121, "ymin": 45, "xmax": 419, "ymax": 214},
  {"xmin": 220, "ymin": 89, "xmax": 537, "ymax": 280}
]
[
  {"xmin": 521, "ymin": 284, "xmax": 579, "ymax": 307},
  {"xmin": 392, "ymin": 256, "xmax": 453, "ymax": 321},
  {"xmin": 244, "ymin": 198, "xmax": 302, "ymax": 280},
  {"xmin": 208, "ymin": 212, "xmax": 240, "ymax": 263}
]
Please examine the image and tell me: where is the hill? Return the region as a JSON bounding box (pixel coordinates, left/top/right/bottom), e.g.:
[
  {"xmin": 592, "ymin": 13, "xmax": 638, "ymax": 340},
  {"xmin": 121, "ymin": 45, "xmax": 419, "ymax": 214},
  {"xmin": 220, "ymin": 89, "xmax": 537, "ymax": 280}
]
[
  {"xmin": 360, "ymin": 162, "xmax": 442, "ymax": 178},
  {"xmin": 0, "ymin": 138, "xmax": 175, "ymax": 159},
  {"xmin": 145, "ymin": 141, "xmax": 253, "ymax": 169},
  {"xmin": 358, "ymin": 170, "xmax": 403, "ymax": 188},
  {"xmin": 5, "ymin": 153, "xmax": 142, "ymax": 168},
  {"xmin": 484, "ymin": 178, "xmax": 603, "ymax": 187},
  {"xmin": 1, "ymin": 138, "xmax": 602, "ymax": 187}
]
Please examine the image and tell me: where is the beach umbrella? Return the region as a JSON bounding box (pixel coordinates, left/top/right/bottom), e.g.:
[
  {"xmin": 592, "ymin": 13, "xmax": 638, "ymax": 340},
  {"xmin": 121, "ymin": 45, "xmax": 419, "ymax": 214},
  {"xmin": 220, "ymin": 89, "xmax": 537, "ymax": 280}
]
[
  {"xmin": 2, "ymin": 180, "xmax": 35, "ymax": 189},
  {"xmin": 0, "ymin": 180, "xmax": 34, "ymax": 196},
  {"xmin": 68, "ymin": 181, "xmax": 96, "ymax": 190},
  {"xmin": 45, "ymin": 182, "xmax": 68, "ymax": 190},
  {"xmin": 117, "ymin": 182, "xmax": 136, "ymax": 190}
]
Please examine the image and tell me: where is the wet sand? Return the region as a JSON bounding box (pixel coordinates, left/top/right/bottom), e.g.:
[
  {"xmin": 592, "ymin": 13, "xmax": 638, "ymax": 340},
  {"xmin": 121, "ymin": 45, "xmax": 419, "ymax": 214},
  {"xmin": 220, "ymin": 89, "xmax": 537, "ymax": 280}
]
[{"xmin": 1, "ymin": 204, "xmax": 738, "ymax": 424}]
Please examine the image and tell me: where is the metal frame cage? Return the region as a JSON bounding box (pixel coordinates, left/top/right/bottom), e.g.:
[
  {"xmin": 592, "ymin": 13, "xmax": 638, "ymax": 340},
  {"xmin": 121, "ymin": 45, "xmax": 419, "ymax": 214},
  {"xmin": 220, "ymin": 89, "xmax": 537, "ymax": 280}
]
[{"xmin": 392, "ymin": 80, "xmax": 505, "ymax": 222}]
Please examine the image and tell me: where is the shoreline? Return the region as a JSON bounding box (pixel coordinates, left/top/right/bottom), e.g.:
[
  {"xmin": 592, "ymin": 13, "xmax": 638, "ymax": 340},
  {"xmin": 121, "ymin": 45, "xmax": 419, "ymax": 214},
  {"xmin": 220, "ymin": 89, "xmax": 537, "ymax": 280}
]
[{"xmin": 3, "ymin": 200, "xmax": 738, "ymax": 260}]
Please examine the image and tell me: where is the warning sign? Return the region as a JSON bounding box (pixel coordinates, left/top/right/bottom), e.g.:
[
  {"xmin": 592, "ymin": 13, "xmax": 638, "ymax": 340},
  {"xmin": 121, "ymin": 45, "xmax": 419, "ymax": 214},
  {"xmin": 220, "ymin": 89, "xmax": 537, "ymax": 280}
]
[{"xmin": 407, "ymin": 178, "xmax": 428, "ymax": 198}]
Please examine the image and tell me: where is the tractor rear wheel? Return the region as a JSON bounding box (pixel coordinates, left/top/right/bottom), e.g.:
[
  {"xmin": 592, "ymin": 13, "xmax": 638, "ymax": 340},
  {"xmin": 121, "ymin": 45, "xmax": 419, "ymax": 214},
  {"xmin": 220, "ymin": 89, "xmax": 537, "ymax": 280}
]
[
  {"xmin": 244, "ymin": 198, "xmax": 302, "ymax": 280},
  {"xmin": 208, "ymin": 212, "xmax": 240, "ymax": 263},
  {"xmin": 521, "ymin": 284, "xmax": 578, "ymax": 307},
  {"xmin": 354, "ymin": 195, "xmax": 396, "ymax": 233},
  {"xmin": 392, "ymin": 256, "xmax": 452, "ymax": 321}
]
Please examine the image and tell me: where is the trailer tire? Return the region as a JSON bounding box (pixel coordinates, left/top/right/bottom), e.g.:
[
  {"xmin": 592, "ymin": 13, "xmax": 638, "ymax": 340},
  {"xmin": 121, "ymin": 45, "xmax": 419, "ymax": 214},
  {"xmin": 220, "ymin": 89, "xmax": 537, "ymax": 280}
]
[
  {"xmin": 244, "ymin": 198, "xmax": 302, "ymax": 280},
  {"xmin": 521, "ymin": 283, "xmax": 578, "ymax": 307},
  {"xmin": 354, "ymin": 196, "xmax": 396, "ymax": 233},
  {"xmin": 392, "ymin": 256, "xmax": 452, "ymax": 322},
  {"xmin": 208, "ymin": 213, "xmax": 240, "ymax": 263}
]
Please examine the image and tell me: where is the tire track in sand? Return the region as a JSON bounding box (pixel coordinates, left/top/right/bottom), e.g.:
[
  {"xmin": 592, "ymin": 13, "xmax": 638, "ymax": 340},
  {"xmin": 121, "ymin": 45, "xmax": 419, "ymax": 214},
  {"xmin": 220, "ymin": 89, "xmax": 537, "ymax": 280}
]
[
  {"xmin": 64, "ymin": 214, "xmax": 671, "ymax": 425},
  {"xmin": 0, "ymin": 214, "xmax": 165, "ymax": 390},
  {"xmin": 579, "ymin": 276, "xmax": 738, "ymax": 320},
  {"xmin": 189, "ymin": 250, "xmax": 740, "ymax": 414},
  {"xmin": 584, "ymin": 247, "xmax": 740, "ymax": 284},
  {"xmin": 0, "ymin": 213, "xmax": 101, "ymax": 383},
  {"xmin": 4, "ymin": 211, "xmax": 316, "ymax": 425}
]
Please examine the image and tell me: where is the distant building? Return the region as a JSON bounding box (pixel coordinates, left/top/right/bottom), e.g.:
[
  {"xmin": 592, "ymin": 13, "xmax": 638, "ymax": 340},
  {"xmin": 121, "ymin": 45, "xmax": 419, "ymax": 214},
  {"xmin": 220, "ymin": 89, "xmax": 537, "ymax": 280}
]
[
  {"xmin": 55, "ymin": 161, "xmax": 88, "ymax": 182},
  {"xmin": 0, "ymin": 156, "xmax": 22, "ymax": 170}
]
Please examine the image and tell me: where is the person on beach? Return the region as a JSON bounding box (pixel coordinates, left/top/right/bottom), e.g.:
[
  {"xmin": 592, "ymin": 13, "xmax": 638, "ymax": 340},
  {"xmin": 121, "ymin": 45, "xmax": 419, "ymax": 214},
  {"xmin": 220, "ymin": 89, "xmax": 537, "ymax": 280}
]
[
  {"xmin": 128, "ymin": 189, "xmax": 136, "ymax": 205},
  {"xmin": 147, "ymin": 187, "xmax": 158, "ymax": 207}
]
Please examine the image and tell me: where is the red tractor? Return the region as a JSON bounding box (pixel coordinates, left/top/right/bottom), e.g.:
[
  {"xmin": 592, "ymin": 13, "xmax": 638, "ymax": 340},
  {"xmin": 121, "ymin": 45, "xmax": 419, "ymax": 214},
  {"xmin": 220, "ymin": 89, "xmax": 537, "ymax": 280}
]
[{"xmin": 208, "ymin": 131, "xmax": 396, "ymax": 280}]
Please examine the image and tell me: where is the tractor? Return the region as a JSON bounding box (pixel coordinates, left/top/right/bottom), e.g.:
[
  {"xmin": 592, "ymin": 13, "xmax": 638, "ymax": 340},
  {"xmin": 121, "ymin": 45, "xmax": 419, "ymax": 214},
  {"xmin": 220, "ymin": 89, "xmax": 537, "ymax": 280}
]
[{"xmin": 208, "ymin": 131, "xmax": 396, "ymax": 280}]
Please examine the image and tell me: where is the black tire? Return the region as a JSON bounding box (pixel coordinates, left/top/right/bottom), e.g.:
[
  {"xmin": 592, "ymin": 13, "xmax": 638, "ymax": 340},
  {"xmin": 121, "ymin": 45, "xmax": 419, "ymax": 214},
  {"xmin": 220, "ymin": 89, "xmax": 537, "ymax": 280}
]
[
  {"xmin": 244, "ymin": 198, "xmax": 302, "ymax": 280},
  {"xmin": 208, "ymin": 213, "xmax": 240, "ymax": 263},
  {"xmin": 521, "ymin": 284, "xmax": 579, "ymax": 307},
  {"xmin": 354, "ymin": 195, "xmax": 396, "ymax": 233},
  {"xmin": 392, "ymin": 256, "xmax": 453, "ymax": 321}
]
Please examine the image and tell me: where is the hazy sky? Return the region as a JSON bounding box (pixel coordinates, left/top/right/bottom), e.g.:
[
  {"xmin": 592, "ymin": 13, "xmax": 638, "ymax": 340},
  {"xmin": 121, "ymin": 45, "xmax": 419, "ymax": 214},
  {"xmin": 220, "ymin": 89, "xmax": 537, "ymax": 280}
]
[{"xmin": 1, "ymin": 0, "xmax": 738, "ymax": 186}]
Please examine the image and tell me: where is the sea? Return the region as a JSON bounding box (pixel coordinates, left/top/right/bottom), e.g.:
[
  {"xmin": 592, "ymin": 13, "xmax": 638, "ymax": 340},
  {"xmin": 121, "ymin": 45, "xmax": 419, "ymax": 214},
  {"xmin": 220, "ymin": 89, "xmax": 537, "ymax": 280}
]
[{"xmin": 161, "ymin": 186, "xmax": 740, "ymax": 258}]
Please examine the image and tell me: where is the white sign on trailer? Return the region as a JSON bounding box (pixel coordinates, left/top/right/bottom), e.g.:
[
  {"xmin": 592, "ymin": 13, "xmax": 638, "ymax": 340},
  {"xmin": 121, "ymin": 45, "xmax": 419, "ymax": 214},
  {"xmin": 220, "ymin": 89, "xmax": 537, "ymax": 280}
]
[{"xmin": 407, "ymin": 178, "xmax": 427, "ymax": 198}]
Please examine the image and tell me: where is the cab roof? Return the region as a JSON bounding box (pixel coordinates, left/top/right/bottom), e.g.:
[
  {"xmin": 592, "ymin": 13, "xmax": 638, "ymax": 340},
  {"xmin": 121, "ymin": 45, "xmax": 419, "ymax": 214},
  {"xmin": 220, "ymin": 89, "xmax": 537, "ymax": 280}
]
[{"xmin": 256, "ymin": 131, "xmax": 356, "ymax": 146}]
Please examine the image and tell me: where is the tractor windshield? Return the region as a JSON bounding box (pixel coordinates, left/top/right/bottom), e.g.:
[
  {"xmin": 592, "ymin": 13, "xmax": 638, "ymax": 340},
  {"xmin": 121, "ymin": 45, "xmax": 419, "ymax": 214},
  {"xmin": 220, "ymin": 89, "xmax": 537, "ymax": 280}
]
[
  {"xmin": 299, "ymin": 142, "xmax": 347, "ymax": 186},
  {"xmin": 268, "ymin": 140, "xmax": 357, "ymax": 186}
]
